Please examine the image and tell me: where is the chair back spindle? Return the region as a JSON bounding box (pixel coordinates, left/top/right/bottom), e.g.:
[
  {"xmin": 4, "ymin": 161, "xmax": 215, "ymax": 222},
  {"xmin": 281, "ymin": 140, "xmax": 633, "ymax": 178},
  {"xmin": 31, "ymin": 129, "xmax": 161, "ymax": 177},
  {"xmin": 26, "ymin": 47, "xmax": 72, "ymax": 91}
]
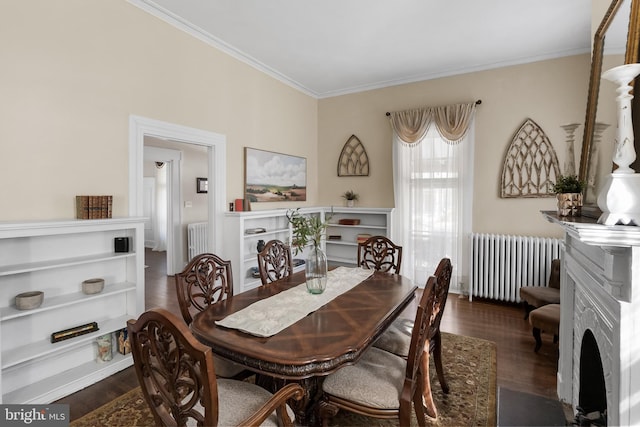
[
  {"xmin": 175, "ymin": 253, "xmax": 233, "ymax": 325},
  {"xmin": 257, "ymin": 240, "xmax": 293, "ymax": 285},
  {"xmin": 357, "ymin": 235, "xmax": 403, "ymax": 274}
]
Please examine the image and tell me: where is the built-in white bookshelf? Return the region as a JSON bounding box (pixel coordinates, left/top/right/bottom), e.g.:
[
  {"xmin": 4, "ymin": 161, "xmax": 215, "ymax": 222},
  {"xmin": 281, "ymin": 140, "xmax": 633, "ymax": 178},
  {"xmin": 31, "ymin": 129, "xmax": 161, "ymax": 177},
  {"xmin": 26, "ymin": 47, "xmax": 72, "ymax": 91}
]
[
  {"xmin": 223, "ymin": 207, "xmax": 393, "ymax": 293},
  {"xmin": 223, "ymin": 208, "xmax": 324, "ymax": 294},
  {"xmin": 0, "ymin": 218, "xmax": 145, "ymax": 404},
  {"xmin": 324, "ymin": 207, "xmax": 394, "ymax": 266}
]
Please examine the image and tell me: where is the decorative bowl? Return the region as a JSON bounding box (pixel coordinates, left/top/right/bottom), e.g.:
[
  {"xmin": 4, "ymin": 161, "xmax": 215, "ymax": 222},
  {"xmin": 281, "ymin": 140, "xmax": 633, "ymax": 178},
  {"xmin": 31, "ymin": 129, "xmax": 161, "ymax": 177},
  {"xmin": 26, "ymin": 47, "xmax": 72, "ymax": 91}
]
[
  {"xmin": 15, "ymin": 291, "xmax": 44, "ymax": 310},
  {"xmin": 82, "ymin": 278, "xmax": 105, "ymax": 295}
]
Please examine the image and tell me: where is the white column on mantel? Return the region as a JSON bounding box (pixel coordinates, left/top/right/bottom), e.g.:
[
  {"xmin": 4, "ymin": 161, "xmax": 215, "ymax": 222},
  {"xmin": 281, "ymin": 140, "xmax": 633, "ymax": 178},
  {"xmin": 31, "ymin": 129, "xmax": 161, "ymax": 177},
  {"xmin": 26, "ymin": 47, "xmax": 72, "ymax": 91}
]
[{"xmin": 596, "ymin": 64, "xmax": 640, "ymax": 225}]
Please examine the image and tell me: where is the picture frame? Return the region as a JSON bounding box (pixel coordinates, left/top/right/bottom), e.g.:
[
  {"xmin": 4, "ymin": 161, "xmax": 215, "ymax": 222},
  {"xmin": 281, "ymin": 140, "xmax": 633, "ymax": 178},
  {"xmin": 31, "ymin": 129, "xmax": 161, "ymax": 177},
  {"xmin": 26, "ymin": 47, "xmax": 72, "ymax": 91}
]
[
  {"xmin": 244, "ymin": 147, "xmax": 306, "ymax": 202},
  {"xmin": 196, "ymin": 177, "xmax": 208, "ymax": 193}
]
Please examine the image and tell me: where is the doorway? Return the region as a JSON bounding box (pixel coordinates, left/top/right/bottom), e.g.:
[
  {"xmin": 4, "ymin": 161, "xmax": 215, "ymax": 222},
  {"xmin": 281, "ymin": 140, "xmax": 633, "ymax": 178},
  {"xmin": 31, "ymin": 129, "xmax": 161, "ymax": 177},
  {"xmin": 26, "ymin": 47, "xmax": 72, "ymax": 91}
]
[{"xmin": 129, "ymin": 115, "xmax": 227, "ymax": 275}]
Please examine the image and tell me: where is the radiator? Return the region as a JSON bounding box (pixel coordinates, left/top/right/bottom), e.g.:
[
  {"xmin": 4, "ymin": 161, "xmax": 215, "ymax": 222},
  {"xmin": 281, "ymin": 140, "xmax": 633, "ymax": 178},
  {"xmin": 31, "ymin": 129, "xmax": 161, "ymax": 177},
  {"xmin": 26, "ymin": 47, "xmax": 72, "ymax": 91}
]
[
  {"xmin": 187, "ymin": 222, "xmax": 208, "ymax": 260},
  {"xmin": 469, "ymin": 233, "xmax": 562, "ymax": 302}
]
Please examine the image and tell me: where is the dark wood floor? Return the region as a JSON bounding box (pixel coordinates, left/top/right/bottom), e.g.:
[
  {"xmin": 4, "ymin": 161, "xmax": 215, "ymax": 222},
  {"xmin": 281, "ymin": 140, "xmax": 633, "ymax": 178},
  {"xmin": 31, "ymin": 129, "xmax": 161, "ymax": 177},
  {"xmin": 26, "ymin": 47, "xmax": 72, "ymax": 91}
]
[{"xmin": 57, "ymin": 249, "xmax": 564, "ymax": 423}]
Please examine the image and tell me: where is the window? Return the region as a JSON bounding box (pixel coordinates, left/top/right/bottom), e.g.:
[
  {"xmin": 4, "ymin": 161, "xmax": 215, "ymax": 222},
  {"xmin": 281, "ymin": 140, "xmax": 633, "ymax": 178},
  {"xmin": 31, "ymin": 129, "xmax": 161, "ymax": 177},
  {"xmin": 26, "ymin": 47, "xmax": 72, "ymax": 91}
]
[{"xmin": 393, "ymin": 123, "xmax": 474, "ymax": 289}]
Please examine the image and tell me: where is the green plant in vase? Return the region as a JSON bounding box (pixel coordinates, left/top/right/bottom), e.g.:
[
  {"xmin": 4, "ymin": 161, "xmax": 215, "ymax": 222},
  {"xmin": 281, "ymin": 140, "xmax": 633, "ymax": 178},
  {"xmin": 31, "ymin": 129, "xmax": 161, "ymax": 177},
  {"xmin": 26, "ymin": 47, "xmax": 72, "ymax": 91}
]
[
  {"xmin": 341, "ymin": 190, "xmax": 359, "ymax": 207},
  {"xmin": 286, "ymin": 209, "xmax": 333, "ymax": 294},
  {"xmin": 552, "ymin": 174, "xmax": 585, "ymax": 217}
]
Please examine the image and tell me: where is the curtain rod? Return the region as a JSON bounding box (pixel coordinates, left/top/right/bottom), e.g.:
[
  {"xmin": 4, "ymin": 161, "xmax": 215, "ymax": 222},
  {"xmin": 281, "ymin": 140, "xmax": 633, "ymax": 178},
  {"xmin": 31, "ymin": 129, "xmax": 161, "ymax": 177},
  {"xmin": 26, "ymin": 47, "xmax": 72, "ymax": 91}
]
[{"xmin": 385, "ymin": 99, "xmax": 482, "ymax": 116}]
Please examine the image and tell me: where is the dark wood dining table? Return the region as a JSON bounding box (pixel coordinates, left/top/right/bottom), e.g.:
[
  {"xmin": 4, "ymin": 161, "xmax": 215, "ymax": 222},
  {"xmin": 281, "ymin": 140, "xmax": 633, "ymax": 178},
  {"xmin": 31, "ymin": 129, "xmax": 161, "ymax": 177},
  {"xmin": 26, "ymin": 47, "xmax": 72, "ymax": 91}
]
[{"xmin": 191, "ymin": 269, "xmax": 417, "ymax": 425}]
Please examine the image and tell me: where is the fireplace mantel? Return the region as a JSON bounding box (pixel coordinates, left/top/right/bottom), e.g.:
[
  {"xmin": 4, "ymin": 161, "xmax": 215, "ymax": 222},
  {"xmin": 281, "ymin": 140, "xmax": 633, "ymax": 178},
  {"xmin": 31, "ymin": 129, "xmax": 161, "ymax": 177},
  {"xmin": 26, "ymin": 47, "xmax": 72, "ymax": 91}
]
[
  {"xmin": 542, "ymin": 210, "xmax": 640, "ymax": 426},
  {"xmin": 543, "ymin": 210, "xmax": 640, "ymax": 247}
]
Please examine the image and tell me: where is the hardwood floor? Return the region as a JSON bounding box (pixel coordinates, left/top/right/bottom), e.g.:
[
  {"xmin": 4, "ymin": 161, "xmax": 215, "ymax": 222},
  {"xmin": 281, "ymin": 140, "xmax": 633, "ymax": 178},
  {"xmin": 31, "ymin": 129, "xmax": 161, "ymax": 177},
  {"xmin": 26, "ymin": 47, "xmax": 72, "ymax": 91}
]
[{"xmin": 57, "ymin": 249, "xmax": 563, "ymax": 423}]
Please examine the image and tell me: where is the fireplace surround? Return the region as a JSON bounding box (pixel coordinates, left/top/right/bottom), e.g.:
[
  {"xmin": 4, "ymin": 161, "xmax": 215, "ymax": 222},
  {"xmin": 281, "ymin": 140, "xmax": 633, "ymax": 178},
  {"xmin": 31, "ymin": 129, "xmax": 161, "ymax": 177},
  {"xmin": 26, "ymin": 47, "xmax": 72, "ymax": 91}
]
[{"xmin": 545, "ymin": 211, "xmax": 640, "ymax": 426}]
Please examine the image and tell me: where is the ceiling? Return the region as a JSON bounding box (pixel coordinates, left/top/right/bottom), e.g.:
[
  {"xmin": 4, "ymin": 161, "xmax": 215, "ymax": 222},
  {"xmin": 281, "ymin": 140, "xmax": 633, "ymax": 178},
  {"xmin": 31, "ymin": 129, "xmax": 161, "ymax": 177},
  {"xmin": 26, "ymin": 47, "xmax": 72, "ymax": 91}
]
[{"xmin": 131, "ymin": 0, "xmax": 592, "ymax": 98}]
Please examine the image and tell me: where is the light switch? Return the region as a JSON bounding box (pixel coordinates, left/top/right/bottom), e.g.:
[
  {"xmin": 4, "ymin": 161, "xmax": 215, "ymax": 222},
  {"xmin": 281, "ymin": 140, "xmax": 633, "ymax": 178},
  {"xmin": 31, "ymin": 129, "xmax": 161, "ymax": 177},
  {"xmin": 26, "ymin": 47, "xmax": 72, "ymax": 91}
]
[{"xmin": 184, "ymin": 201, "xmax": 193, "ymax": 208}]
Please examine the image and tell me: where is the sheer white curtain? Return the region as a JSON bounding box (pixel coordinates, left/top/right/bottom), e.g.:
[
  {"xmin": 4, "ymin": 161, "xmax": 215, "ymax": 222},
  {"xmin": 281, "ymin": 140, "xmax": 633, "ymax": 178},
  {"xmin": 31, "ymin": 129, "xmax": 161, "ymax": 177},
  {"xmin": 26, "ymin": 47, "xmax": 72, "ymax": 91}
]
[
  {"xmin": 152, "ymin": 165, "xmax": 168, "ymax": 252},
  {"xmin": 392, "ymin": 117, "xmax": 474, "ymax": 290}
]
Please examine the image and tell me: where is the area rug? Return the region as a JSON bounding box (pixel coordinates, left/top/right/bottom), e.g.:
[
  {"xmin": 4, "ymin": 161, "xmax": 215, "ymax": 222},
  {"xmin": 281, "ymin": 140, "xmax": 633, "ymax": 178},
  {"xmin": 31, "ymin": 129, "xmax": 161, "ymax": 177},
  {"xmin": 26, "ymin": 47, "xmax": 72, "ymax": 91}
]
[{"xmin": 70, "ymin": 332, "xmax": 496, "ymax": 427}]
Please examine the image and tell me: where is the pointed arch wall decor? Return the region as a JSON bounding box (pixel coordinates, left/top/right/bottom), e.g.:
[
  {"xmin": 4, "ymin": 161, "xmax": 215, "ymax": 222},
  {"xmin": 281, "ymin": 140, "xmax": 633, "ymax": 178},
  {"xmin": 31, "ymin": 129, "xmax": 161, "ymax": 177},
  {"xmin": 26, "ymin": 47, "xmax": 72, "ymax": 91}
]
[
  {"xmin": 337, "ymin": 134, "xmax": 369, "ymax": 176},
  {"xmin": 500, "ymin": 118, "xmax": 560, "ymax": 198}
]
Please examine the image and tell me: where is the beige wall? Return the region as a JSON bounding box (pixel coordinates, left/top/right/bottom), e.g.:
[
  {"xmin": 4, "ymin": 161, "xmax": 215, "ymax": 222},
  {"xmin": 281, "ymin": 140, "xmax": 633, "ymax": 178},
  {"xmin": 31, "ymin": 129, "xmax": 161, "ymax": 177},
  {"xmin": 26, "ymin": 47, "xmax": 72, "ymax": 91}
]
[
  {"xmin": 317, "ymin": 55, "xmax": 591, "ymax": 238},
  {"xmin": 0, "ymin": 0, "xmax": 317, "ymax": 222},
  {"xmin": 2, "ymin": 1, "xmax": 593, "ymax": 240}
]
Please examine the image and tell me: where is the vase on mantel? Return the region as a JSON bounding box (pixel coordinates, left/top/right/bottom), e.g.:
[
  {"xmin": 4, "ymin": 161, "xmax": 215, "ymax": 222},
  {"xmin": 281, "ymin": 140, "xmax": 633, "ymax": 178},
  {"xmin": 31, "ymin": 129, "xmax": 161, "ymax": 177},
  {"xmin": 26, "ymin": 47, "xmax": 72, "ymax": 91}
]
[
  {"xmin": 305, "ymin": 246, "xmax": 327, "ymax": 294},
  {"xmin": 556, "ymin": 193, "xmax": 583, "ymax": 217}
]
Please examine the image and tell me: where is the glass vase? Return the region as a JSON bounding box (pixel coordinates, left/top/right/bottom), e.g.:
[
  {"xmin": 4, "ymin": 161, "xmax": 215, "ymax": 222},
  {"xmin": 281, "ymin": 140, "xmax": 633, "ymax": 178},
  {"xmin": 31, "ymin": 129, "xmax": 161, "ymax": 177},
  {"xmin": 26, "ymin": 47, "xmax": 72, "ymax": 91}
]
[{"xmin": 306, "ymin": 246, "xmax": 327, "ymax": 294}]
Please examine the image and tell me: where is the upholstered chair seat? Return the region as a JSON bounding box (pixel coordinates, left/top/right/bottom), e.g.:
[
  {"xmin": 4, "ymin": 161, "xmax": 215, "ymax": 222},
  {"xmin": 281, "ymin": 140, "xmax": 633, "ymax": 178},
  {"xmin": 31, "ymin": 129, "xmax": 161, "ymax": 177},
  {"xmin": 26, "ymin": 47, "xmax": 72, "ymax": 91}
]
[
  {"xmin": 519, "ymin": 258, "xmax": 561, "ymax": 319},
  {"xmin": 528, "ymin": 303, "xmax": 561, "ymax": 352},
  {"xmin": 520, "ymin": 286, "xmax": 560, "ymax": 308},
  {"xmin": 322, "ymin": 346, "xmax": 406, "ymax": 409},
  {"xmin": 216, "ymin": 379, "xmax": 296, "ymax": 426},
  {"xmin": 372, "ymin": 317, "xmax": 413, "ymax": 358}
]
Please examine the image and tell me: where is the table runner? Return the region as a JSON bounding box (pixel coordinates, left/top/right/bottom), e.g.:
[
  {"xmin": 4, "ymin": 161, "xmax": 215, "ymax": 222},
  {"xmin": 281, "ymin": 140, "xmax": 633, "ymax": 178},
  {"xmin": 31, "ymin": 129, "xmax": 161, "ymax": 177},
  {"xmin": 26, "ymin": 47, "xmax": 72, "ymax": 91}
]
[{"xmin": 215, "ymin": 267, "xmax": 375, "ymax": 337}]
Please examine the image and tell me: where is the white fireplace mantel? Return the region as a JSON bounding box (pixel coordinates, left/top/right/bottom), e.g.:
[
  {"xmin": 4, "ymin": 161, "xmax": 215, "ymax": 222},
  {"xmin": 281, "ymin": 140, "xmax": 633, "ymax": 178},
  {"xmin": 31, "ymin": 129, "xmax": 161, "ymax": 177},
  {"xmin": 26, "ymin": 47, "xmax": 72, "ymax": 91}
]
[{"xmin": 543, "ymin": 211, "xmax": 640, "ymax": 426}]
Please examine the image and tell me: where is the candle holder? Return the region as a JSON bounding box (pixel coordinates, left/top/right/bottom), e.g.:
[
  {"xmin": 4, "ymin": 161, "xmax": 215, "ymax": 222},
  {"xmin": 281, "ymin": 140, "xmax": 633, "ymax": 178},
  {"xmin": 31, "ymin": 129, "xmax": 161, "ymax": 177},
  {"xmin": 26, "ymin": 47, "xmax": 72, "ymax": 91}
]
[{"xmin": 597, "ymin": 63, "xmax": 640, "ymax": 225}]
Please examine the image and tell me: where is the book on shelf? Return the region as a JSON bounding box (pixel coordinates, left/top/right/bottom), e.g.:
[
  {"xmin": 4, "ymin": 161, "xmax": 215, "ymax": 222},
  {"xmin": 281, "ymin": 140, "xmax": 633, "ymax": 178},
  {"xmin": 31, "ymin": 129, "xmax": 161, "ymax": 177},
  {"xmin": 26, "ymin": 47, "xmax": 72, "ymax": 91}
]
[{"xmin": 76, "ymin": 195, "xmax": 113, "ymax": 219}]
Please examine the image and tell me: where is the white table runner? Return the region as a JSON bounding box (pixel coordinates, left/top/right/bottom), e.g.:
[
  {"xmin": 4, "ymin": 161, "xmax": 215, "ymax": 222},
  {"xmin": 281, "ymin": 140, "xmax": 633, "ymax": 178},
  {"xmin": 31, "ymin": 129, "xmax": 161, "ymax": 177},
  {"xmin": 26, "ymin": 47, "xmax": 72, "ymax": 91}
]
[{"xmin": 215, "ymin": 267, "xmax": 375, "ymax": 337}]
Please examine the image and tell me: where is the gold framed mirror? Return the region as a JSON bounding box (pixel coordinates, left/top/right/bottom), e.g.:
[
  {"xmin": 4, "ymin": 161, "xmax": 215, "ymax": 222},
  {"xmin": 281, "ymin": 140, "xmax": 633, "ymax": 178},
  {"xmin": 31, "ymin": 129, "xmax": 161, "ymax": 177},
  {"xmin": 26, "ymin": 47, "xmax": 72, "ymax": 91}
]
[{"xmin": 579, "ymin": 0, "xmax": 640, "ymax": 216}]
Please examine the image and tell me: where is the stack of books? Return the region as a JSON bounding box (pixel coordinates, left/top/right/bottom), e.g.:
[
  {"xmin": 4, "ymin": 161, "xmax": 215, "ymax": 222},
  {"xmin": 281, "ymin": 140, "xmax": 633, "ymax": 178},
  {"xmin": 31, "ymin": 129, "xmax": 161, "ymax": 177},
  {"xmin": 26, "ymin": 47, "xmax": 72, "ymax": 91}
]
[{"xmin": 76, "ymin": 195, "xmax": 113, "ymax": 219}]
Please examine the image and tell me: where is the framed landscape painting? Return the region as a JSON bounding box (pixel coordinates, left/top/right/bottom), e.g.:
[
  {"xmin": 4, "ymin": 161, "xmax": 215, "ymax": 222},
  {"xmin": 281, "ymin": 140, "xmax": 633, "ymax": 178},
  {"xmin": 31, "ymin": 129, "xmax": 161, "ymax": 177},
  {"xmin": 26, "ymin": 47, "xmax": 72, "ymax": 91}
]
[{"xmin": 245, "ymin": 148, "xmax": 307, "ymax": 202}]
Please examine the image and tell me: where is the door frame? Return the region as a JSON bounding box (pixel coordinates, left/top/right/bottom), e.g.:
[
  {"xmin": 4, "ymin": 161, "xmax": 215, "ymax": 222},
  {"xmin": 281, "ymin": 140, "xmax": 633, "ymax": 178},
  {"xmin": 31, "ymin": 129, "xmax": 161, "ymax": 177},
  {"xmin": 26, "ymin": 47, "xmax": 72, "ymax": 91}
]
[{"xmin": 129, "ymin": 115, "xmax": 227, "ymax": 274}]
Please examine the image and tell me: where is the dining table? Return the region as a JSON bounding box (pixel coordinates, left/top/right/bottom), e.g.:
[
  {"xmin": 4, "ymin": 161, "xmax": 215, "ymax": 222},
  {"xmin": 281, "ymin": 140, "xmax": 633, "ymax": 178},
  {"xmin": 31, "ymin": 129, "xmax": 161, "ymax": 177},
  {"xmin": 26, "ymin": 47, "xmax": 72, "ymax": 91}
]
[{"xmin": 190, "ymin": 267, "xmax": 417, "ymax": 425}]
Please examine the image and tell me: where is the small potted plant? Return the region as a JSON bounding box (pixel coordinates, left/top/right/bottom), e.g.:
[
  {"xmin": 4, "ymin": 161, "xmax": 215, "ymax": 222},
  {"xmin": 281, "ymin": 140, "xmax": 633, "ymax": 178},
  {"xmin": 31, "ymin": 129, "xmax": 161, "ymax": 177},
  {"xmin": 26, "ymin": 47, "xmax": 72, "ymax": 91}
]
[
  {"xmin": 341, "ymin": 190, "xmax": 359, "ymax": 207},
  {"xmin": 552, "ymin": 175, "xmax": 585, "ymax": 217}
]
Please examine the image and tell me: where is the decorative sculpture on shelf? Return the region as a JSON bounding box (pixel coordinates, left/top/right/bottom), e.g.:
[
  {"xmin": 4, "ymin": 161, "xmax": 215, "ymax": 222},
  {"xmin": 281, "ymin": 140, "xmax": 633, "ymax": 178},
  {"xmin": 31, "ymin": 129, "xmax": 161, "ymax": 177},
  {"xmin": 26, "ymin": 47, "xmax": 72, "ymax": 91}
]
[
  {"xmin": 561, "ymin": 123, "xmax": 580, "ymax": 176},
  {"xmin": 597, "ymin": 63, "xmax": 640, "ymax": 225}
]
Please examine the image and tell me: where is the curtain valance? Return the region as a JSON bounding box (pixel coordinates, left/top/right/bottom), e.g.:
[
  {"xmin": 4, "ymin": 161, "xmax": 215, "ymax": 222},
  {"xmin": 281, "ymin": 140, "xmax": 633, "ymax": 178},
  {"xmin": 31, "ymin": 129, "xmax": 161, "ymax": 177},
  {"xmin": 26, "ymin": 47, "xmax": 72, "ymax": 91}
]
[{"xmin": 388, "ymin": 101, "xmax": 478, "ymax": 144}]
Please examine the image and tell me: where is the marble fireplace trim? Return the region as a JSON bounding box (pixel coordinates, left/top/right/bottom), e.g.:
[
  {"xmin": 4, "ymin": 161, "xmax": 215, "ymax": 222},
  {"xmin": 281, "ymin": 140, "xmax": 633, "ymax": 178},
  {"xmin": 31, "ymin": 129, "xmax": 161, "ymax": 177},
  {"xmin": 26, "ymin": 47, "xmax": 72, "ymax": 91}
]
[
  {"xmin": 572, "ymin": 279, "xmax": 616, "ymax": 416},
  {"xmin": 545, "ymin": 211, "xmax": 640, "ymax": 426}
]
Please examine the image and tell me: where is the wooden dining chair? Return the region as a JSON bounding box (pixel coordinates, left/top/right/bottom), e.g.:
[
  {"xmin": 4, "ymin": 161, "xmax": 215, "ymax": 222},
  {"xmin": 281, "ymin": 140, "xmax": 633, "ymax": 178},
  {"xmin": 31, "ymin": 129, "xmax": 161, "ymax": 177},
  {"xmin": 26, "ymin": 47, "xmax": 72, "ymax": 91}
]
[
  {"xmin": 318, "ymin": 275, "xmax": 440, "ymax": 425},
  {"xmin": 357, "ymin": 235, "xmax": 403, "ymax": 274},
  {"xmin": 374, "ymin": 257, "xmax": 452, "ymax": 395},
  {"xmin": 175, "ymin": 253, "xmax": 247, "ymax": 379},
  {"xmin": 257, "ymin": 239, "xmax": 293, "ymax": 285},
  {"xmin": 127, "ymin": 308, "xmax": 304, "ymax": 427}
]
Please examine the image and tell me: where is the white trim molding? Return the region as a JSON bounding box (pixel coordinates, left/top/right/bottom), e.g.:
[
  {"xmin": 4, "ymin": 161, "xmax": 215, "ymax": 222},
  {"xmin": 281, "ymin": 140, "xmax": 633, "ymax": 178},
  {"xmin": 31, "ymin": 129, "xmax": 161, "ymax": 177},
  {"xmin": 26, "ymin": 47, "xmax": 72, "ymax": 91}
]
[{"xmin": 129, "ymin": 115, "xmax": 227, "ymax": 273}]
